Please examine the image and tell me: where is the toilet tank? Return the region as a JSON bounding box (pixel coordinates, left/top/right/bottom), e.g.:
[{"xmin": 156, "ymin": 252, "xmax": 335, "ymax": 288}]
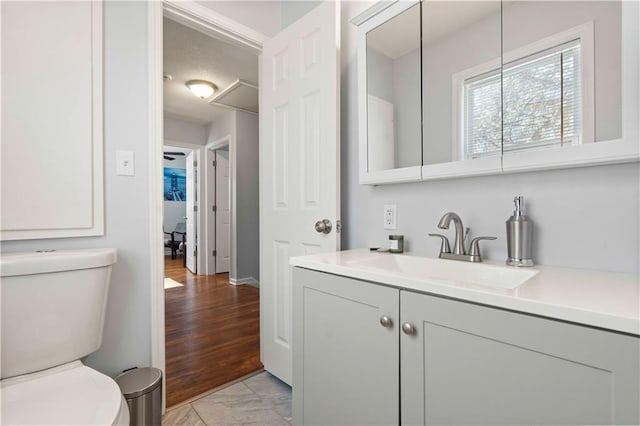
[{"xmin": 0, "ymin": 248, "xmax": 117, "ymax": 379}]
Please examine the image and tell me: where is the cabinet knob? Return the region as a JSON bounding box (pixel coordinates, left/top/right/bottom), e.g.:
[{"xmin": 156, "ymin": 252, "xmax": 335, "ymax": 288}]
[
  {"xmin": 379, "ymin": 315, "xmax": 393, "ymax": 328},
  {"xmin": 402, "ymin": 322, "xmax": 417, "ymax": 336}
]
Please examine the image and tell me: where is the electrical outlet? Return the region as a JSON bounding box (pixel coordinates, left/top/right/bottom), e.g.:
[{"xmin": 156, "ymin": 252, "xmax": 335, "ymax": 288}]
[{"xmin": 383, "ymin": 205, "xmax": 397, "ymax": 229}]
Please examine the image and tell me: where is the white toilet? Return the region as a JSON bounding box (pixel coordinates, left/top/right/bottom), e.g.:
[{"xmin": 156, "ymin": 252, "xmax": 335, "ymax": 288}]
[{"xmin": 0, "ymin": 248, "xmax": 130, "ymax": 425}]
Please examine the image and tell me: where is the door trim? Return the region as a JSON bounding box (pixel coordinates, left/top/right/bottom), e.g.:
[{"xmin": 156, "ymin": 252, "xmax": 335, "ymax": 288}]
[
  {"xmin": 149, "ymin": 2, "xmax": 265, "ymax": 412},
  {"xmin": 205, "ymin": 135, "xmax": 234, "ymax": 278}
]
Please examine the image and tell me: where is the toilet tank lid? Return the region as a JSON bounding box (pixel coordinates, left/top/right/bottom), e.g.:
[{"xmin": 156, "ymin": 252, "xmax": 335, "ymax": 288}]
[{"xmin": 0, "ymin": 248, "xmax": 117, "ymax": 277}]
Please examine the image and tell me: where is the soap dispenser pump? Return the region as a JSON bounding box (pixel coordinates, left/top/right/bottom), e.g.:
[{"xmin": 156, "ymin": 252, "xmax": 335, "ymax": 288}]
[{"xmin": 506, "ymin": 196, "xmax": 534, "ymax": 267}]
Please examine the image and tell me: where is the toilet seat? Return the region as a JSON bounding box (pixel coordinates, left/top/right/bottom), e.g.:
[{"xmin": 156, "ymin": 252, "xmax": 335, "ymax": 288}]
[{"xmin": 1, "ymin": 361, "xmax": 129, "ymax": 425}]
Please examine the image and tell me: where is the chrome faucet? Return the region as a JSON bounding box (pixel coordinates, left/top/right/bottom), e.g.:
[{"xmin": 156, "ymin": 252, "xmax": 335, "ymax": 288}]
[
  {"xmin": 429, "ymin": 212, "xmax": 496, "ymax": 262},
  {"xmin": 437, "ymin": 212, "xmax": 465, "ymax": 255}
]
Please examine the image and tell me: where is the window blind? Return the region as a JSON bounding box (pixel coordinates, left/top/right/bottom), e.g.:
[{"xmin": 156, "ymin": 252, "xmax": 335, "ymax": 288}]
[{"xmin": 463, "ymin": 40, "xmax": 582, "ymax": 159}]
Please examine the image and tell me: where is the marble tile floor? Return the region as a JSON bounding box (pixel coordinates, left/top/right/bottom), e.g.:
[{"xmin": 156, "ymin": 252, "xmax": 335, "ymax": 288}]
[{"xmin": 162, "ymin": 371, "xmax": 292, "ymax": 425}]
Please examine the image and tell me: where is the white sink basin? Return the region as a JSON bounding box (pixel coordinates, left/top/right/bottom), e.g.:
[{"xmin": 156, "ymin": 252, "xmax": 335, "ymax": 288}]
[{"xmin": 344, "ymin": 254, "xmax": 538, "ymax": 290}]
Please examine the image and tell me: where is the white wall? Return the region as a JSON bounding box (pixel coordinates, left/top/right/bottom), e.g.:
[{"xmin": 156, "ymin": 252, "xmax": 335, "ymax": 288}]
[
  {"xmin": 164, "ymin": 117, "xmax": 207, "ymax": 145},
  {"xmin": 195, "ymin": 0, "xmax": 281, "ymax": 37},
  {"xmin": 0, "ymin": 1, "xmax": 152, "ymax": 376},
  {"xmin": 340, "ymin": 1, "xmax": 639, "ymax": 274}
]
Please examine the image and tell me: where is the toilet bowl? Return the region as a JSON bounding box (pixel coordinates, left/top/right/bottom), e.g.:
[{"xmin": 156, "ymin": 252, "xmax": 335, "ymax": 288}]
[{"xmin": 0, "ymin": 249, "xmax": 129, "ymax": 425}]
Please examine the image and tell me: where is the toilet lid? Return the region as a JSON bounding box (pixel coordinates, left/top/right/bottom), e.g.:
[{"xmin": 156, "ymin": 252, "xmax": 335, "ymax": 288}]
[{"xmin": 1, "ymin": 363, "xmax": 123, "ymax": 425}]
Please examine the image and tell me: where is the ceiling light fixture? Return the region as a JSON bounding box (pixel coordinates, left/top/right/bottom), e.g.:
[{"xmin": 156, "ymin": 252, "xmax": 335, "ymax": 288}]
[{"xmin": 186, "ymin": 79, "xmax": 217, "ymax": 99}]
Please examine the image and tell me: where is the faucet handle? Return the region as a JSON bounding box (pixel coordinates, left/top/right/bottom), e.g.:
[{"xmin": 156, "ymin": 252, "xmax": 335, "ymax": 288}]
[
  {"xmin": 469, "ymin": 236, "xmax": 497, "ymax": 258},
  {"xmin": 428, "ymin": 233, "xmax": 451, "ymax": 254}
]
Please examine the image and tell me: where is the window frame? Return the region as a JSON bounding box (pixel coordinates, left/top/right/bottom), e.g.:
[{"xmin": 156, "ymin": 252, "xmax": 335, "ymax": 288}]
[{"xmin": 451, "ymin": 21, "xmax": 595, "ymax": 161}]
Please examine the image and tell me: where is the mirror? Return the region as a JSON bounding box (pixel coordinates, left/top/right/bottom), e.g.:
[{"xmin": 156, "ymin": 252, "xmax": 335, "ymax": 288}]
[
  {"xmin": 365, "ymin": 2, "xmax": 421, "ymax": 173},
  {"xmin": 502, "ymin": 0, "xmax": 622, "ymax": 150},
  {"xmin": 355, "ymin": 0, "xmax": 637, "ymax": 185},
  {"xmin": 422, "ymin": 1, "xmax": 502, "ymax": 165}
]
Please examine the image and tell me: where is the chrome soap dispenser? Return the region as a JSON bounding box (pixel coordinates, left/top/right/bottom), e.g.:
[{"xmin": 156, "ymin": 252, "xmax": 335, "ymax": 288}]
[{"xmin": 506, "ymin": 196, "xmax": 534, "ymax": 267}]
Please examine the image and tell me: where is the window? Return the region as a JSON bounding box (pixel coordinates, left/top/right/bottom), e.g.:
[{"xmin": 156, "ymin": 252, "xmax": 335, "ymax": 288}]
[{"xmin": 456, "ymin": 25, "xmax": 593, "ymax": 160}]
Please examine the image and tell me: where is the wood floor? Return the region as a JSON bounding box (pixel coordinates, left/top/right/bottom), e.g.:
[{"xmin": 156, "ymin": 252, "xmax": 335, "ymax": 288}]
[{"xmin": 164, "ymin": 256, "xmax": 263, "ymax": 408}]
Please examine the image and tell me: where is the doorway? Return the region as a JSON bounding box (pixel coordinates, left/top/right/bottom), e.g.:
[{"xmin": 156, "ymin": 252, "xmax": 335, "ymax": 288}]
[
  {"xmin": 162, "ymin": 144, "xmax": 197, "ymax": 275},
  {"xmin": 161, "ymin": 12, "xmax": 262, "ymax": 408}
]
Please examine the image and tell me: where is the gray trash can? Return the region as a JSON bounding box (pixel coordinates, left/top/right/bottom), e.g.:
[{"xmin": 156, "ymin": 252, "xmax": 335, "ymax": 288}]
[{"xmin": 115, "ymin": 367, "xmax": 162, "ymax": 426}]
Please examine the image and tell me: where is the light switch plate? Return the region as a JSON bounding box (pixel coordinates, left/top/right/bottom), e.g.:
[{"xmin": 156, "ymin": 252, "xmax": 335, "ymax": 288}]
[
  {"xmin": 116, "ymin": 150, "xmax": 135, "ymax": 176},
  {"xmin": 383, "ymin": 204, "xmax": 397, "ymax": 229}
]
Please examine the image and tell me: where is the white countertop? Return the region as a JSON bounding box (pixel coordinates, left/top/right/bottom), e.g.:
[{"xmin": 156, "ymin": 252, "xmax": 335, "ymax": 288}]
[{"xmin": 290, "ymin": 249, "xmax": 640, "ymax": 336}]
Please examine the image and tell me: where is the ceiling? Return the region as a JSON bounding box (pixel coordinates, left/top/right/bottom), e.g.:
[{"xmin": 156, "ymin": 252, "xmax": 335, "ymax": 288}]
[{"xmin": 163, "ymin": 17, "xmax": 259, "ymax": 126}]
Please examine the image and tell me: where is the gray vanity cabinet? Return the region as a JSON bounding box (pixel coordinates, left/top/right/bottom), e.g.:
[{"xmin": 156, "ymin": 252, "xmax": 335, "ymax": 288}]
[
  {"xmin": 401, "ymin": 290, "xmax": 640, "ymax": 425},
  {"xmin": 292, "ymin": 267, "xmax": 640, "ymax": 425},
  {"xmin": 292, "ymin": 267, "xmax": 400, "ymax": 425}
]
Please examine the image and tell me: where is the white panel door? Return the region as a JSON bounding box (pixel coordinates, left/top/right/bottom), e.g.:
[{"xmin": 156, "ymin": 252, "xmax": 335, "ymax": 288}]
[
  {"xmin": 215, "ymin": 150, "xmax": 231, "ymax": 273},
  {"xmin": 185, "ymin": 152, "xmax": 196, "ymax": 273},
  {"xmin": 260, "ymin": 1, "xmax": 340, "ymax": 385}
]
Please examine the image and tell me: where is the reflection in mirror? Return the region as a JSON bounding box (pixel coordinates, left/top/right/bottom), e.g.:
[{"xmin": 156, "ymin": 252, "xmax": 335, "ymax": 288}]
[
  {"xmin": 502, "ymin": 0, "xmax": 622, "ymax": 154},
  {"xmin": 421, "ymin": 1, "xmax": 502, "ymax": 165},
  {"xmin": 366, "ymin": 3, "xmax": 421, "ymax": 172}
]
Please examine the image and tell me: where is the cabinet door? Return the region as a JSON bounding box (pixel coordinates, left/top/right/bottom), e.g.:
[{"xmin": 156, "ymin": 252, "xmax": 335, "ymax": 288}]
[
  {"xmin": 293, "ymin": 268, "xmax": 399, "ymax": 425},
  {"xmin": 401, "ymin": 290, "xmax": 640, "ymax": 425}
]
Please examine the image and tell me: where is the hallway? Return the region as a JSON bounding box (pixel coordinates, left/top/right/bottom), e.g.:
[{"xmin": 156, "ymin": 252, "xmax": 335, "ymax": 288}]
[{"xmin": 164, "ymin": 256, "xmax": 263, "ymax": 407}]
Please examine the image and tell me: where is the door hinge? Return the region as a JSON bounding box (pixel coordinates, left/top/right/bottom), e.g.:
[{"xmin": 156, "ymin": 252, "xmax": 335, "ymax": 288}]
[
  {"xmin": 212, "ymin": 160, "xmax": 216, "ymax": 167},
  {"xmin": 193, "ymin": 205, "xmax": 198, "ymax": 212},
  {"xmin": 336, "ymin": 220, "xmax": 342, "ymax": 233},
  {"xmin": 212, "ymin": 205, "xmax": 217, "ymax": 212},
  {"xmin": 193, "ymin": 160, "xmax": 198, "ymax": 167},
  {"xmin": 212, "ymin": 250, "xmax": 217, "ymax": 257}
]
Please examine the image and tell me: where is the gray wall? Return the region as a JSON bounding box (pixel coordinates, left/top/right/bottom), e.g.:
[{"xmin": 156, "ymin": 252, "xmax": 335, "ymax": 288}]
[
  {"xmin": 235, "ymin": 111, "xmax": 260, "ymax": 281},
  {"xmin": 164, "ymin": 117, "xmax": 207, "ymax": 145},
  {"xmin": 422, "ymin": 5, "xmax": 501, "ymax": 165},
  {"xmin": 392, "ymin": 48, "xmax": 421, "ymax": 168},
  {"xmin": 0, "ymin": 1, "xmax": 152, "ymax": 376},
  {"xmin": 367, "ymin": 46, "xmax": 421, "ymax": 169},
  {"xmin": 366, "ymin": 48, "xmax": 393, "ymax": 102},
  {"xmin": 281, "ymin": 0, "xmax": 321, "ymax": 30},
  {"xmin": 341, "ymin": 1, "xmax": 639, "ymax": 274},
  {"xmin": 503, "ymin": 1, "xmax": 621, "ymax": 142},
  {"xmin": 207, "ymin": 110, "xmax": 235, "ymax": 144},
  {"xmin": 206, "ymin": 110, "xmax": 260, "ymax": 281}
]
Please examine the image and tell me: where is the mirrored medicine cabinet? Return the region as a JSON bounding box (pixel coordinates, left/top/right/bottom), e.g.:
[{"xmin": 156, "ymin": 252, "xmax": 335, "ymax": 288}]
[{"xmin": 353, "ymin": 0, "xmax": 639, "ymax": 185}]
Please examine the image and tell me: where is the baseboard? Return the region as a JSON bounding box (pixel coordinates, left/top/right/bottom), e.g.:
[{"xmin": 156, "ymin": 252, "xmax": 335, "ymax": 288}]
[{"xmin": 229, "ymin": 277, "xmax": 259, "ymax": 287}]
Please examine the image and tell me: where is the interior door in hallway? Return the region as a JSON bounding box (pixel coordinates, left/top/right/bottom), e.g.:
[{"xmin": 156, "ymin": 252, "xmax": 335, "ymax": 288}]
[
  {"xmin": 260, "ymin": 1, "xmax": 341, "ymax": 385},
  {"xmin": 215, "ymin": 149, "xmax": 230, "ymax": 273},
  {"xmin": 185, "ymin": 151, "xmax": 197, "ymax": 273}
]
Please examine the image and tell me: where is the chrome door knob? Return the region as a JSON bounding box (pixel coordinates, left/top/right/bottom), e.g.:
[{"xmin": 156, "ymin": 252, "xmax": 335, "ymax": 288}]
[
  {"xmin": 402, "ymin": 322, "xmax": 417, "ymax": 336},
  {"xmin": 314, "ymin": 219, "xmax": 332, "ymax": 234},
  {"xmin": 379, "ymin": 315, "xmax": 393, "ymax": 328}
]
